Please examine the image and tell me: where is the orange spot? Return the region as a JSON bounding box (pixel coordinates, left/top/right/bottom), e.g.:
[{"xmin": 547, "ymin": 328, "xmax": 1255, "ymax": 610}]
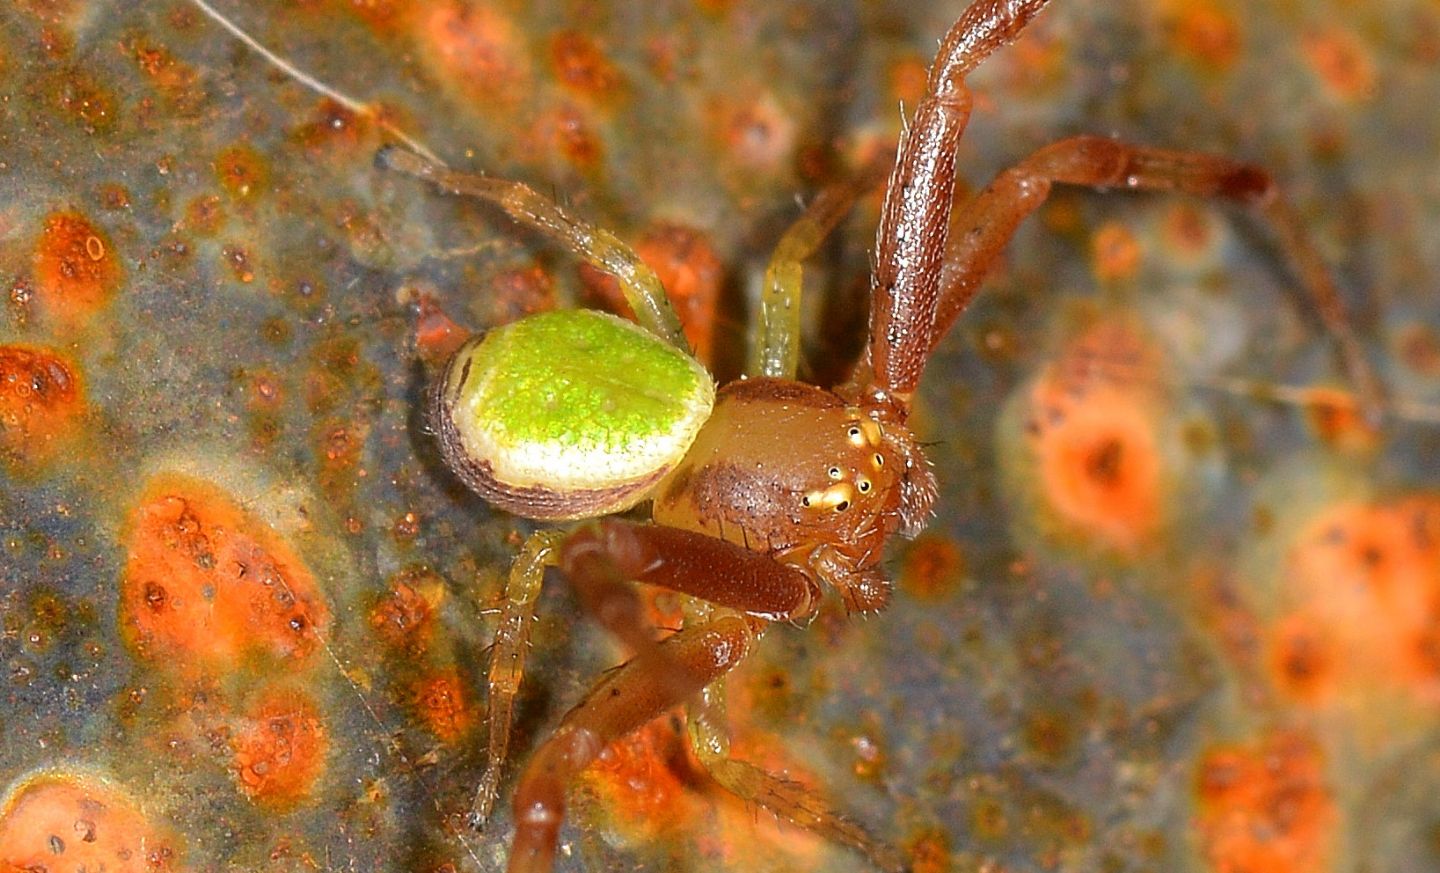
[
  {"xmin": 214, "ymin": 144, "xmax": 268, "ymax": 200},
  {"xmin": 580, "ymin": 718, "xmax": 702, "ymax": 843},
  {"xmin": 532, "ymin": 102, "xmax": 604, "ymax": 169},
  {"xmin": 1268, "ymin": 613, "xmax": 1337, "ymax": 703},
  {"xmin": 0, "ymin": 344, "xmax": 83, "ymax": 467},
  {"xmin": 580, "ymin": 223, "xmax": 723, "ymax": 364},
  {"xmin": 124, "ymin": 37, "xmax": 200, "ymax": 109},
  {"xmin": 229, "ymin": 689, "xmax": 328, "ymax": 809},
  {"xmin": 1397, "ymin": 322, "xmax": 1440, "ymax": 377},
  {"xmin": 119, "ymin": 474, "xmax": 329, "ymax": 676},
  {"xmin": 32, "ymin": 211, "xmax": 123, "ymax": 328},
  {"xmin": 415, "ymin": 2, "xmax": 532, "ymax": 110},
  {"xmin": 368, "ymin": 570, "xmax": 441, "ymax": 652},
  {"xmin": 1158, "ymin": 201, "xmax": 1223, "ymax": 268},
  {"xmin": 550, "ymin": 31, "xmax": 623, "ymax": 100},
  {"xmin": 182, "ymin": 194, "xmax": 225, "ymax": 236},
  {"xmin": 1031, "ymin": 392, "xmax": 1160, "ymax": 552},
  {"xmin": 292, "ymin": 99, "xmax": 366, "ymax": 155},
  {"xmin": 1272, "ymin": 497, "xmax": 1440, "ymax": 704},
  {"xmin": 887, "ymin": 56, "xmax": 929, "ymax": 108},
  {"xmin": 1090, "ymin": 221, "xmax": 1142, "ymax": 282},
  {"xmin": 1016, "ymin": 319, "xmax": 1170, "ymax": 554},
  {"xmin": 713, "ymin": 91, "xmax": 797, "ymax": 172},
  {"xmin": 998, "ymin": 27, "xmax": 1066, "ymax": 94},
  {"xmin": 484, "ymin": 264, "xmax": 558, "ymax": 326},
  {"xmin": 412, "ymin": 292, "xmax": 471, "ymax": 365},
  {"xmin": 315, "ymin": 418, "xmax": 371, "ymax": 500},
  {"xmin": 324, "ymin": 0, "xmax": 412, "ymax": 33},
  {"xmin": 899, "ymin": 533, "xmax": 966, "ymax": 601},
  {"xmin": 907, "ymin": 827, "xmax": 952, "ymax": 873},
  {"xmin": 1194, "ymin": 731, "xmax": 1335, "ymax": 873},
  {"xmin": 1300, "ymin": 386, "xmax": 1381, "ymax": 454},
  {"xmin": 55, "ymin": 69, "xmax": 117, "ymax": 133},
  {"xmin": 1302, "ymin": 26, "xmax": 1377, "ymax": 102},
  {"xmin": 1164, "ymin": 0, "xmax": 1242, "ymax": 73},
  {"xmin": 411, "ymin": 670, "xmax": 474, "ymax": 743},
  {"xmin": 0, "ymin": 773, "xmax": 184, "ymax": 872}
]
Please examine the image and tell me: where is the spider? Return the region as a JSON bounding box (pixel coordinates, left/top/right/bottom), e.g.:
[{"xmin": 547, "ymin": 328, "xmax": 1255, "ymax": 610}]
[{"xmin": 379, "ymin": 0, "xmax": 1378, "ymax": 869}]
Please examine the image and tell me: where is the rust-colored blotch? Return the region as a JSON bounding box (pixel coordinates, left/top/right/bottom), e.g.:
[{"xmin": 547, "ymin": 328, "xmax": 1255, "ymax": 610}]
[
  {"xmin": 0, "ymin": 344, "xmax": 83, "ymax": 466},
  {"xmin": 229, "ymin": 689, "xmax": 328, "ymax": 809},
  {"xmin": 1302, "ymin": 26, "xmax": 1377, "ymax": 102},
  {"xmin": 368, "ymin": 570, "xmax": 441, "ymax": 653},
  {"xmin": 414, "ymin": 1, "xmax": 531, "ymax": 110},
  {"xmin": 411, "ymin": 669, "xmax": 474, "ymax": 743},
  {"xmin": 1163, "ymin": 0, "xmax": 1242, "ymax": 73},
  {"xmin": 0, "ymin": 774, "xmax": 184, "ymax": 872},
  {"xmin": 581, "ymin": 223, "xmax": 723, "ymax": 365},
  {"xmin": 1194, "ymin": 731, "xmax": 1335, "ymax": 873},
  {"xmin": 119, "ymin": 474, "xmax": 329, "ymax": 675},
  {"xmin": 1028, "ymin": 379, "xmax": 1162, "ymax": 554},
  {"xmin": 899, "ymin": 533, "xmax": 966, "ymax": 601},
  {"xmin": 213, "ymin": 144, "xmax": 268, "ymax": 200},
  {"xmin": 1090, "ymin": 221, "xmax": 1142, "ymax": 283},
  {"xmin": 32, "ymin": 211, "xmax": 123, "ymax": 329},
  {"xmin": 1023, "ymin": 319, "xmax": 1166, "ymax": 554},
  {"xmin": 1299, "ymin": 386, "xmax": 1382, "ymax": 454},
  {"xmin": 580, "ymin": 718, "xmax": 701, "ymax": 844},
  {"xmin": 1272, "ymin": 496, "xmax": 1440, "ymax": 703},
  {"xmin": 549, "ymin": 31, "xmax": 623, "ymax": 100},
  {"xmin": 713, "ymin": 91, "xmax": 797, "ymax": 172}
]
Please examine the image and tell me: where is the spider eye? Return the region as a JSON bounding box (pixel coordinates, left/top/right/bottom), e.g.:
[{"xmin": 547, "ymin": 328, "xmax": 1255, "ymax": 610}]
[
  {"xmin": 873, "ymin": 453, "xmax": 884, "ymax": 468},
  {"xmin": 828, "ymin": 466, "xmax": 842, "ymax": 480},
  {"xmin": 857, "ymin": 479, "xmax": 871, "ymax": 493},
  {"xmin": 835, "ymin": 501, "xmax": 849, "ymax": 512},
  {"xmin": 802, "ymin": 495, "xmax": 813, "ymax": 507}
]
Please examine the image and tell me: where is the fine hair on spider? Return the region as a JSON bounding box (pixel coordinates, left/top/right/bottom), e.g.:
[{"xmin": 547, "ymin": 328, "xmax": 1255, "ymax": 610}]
[{"xmin": 189, "ymin": 1, "xmax": 1405, "ymax": 872}]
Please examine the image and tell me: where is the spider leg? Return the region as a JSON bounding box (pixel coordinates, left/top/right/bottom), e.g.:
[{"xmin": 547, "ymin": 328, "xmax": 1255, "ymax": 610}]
[
  {"xmin": 473, "ymin": 530, "xmax": 565, "ymax": 827},
  {"xmin": 479, "ymin": 520, "xmax": 826, "ymax": 838},
  {"xmin": 865, "ymin": 0, "xmax": 1056, "ymax": 420},
  {"xmin": 507, "ymin": 615, "xmax": 759, "ymax": 873},
  {"xmin": 686, "ymin": 673, "xmax": 906, "ymax": 873},
  {"xmin": 751, "ymin": 154, "xmax": 891, "ymax": 379},
  {"xmin": 921, "ymin": 135, "xmax": 1383, "ymax": 416},
  {"xmin": 377, "ymin": 147, "xmax": 689, "ymax": 351}
]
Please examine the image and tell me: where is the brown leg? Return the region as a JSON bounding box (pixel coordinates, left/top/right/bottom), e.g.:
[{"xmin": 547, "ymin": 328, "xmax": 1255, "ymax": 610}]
[
  {"xmin": 866, "ymin": 0, "xmax": 1056, "ymax": 418},
  {"xmin": 923, "ymin": 135, "xmax": 1383, "ymax": 413},
  {"xmin": 506, "ymin": 616, "xmax": 759, "ymax": 873},
  {"xmin": 475, "ymin": 520, "xmax": 820, "ymax": 826}
]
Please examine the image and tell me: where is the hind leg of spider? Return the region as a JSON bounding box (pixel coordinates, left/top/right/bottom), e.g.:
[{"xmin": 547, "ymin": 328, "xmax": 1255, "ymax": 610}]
[
  {"xmin": 862, "ymin": 135, "xmax": 1383, "ymax": 418},
  {"xmin": 684, "ymin": 666, "xmax": 905, "ymax": 873},
  {"xmin": 377, "ymin": 146, "xmax": 688, "ymax": 351},
  {"xmin": 505, "ymin": 614, "xmax": 760, "ymax": 873},
  {"xmin": 475, "ymin": 520, "xmax": 820, "ymax": 827}
]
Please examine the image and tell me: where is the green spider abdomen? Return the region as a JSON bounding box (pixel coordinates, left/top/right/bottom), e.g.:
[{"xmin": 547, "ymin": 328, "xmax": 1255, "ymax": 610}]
[{"xmin": 432, "ymin": 309, "xmax": 715, "ymax": 521}]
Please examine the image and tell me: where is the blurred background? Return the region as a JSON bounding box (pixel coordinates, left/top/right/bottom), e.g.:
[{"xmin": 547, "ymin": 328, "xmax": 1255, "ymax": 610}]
[{"xmin": 1, "ymin": 0, "xmax": 1438, "ymax": 870}]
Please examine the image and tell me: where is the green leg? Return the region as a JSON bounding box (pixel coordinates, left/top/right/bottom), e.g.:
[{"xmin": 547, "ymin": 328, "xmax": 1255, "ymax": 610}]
[
  {"xmin": 379, "ymin": 147, "xmax": 689, "ymax": 352},
  {"xmin": 751, "ymin": 156, "xmax": 890, "ymax": 379},
  {"xmin": 471, "ymin": 529, "xmax": 564, "ymax": 827}
]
